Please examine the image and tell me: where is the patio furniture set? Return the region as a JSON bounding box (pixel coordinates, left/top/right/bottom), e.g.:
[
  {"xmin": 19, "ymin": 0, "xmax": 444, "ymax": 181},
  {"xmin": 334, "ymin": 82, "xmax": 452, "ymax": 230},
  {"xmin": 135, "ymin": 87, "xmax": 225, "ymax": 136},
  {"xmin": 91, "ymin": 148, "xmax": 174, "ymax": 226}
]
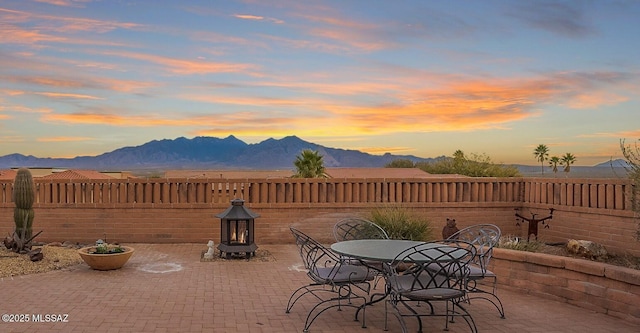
[{"xmin": 286, "ymin": 218, "xmax": 504, "ymax": 332}]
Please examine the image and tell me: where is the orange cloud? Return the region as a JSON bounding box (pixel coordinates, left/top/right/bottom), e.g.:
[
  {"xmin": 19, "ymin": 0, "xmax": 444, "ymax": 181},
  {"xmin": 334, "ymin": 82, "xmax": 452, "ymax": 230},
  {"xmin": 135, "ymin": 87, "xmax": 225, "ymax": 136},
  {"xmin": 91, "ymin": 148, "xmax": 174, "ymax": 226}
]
[
  {"xmin": 0, "ymin": 23, "xmax": 67, "ymax": 44},
  {"xmin": 289, "ymin": 7, "xmax": 396, "ymax": 52},
  {"xmin": 37, "ymin": 136, "xmax": 92, "ymax": 142},
  {"xmin": 0, "ymin": 7, "xmax": 141, "ymax": 34},
  {"xmin": 1, "ymin": 89, "xmax": 26, "ymax": 96},
  {"xmin": 39, "ymin": 111, "xmax": 299, "ymax": 128},
  {"xmin": 357, "ymin": 146, "xmax": 415, "ymax": 155},
  {"xmin": 99, "ymin": 50, "xmax": 259, "ymax": 75},
  {"xmin": 184, "ymin": 68, "xmax": 633, "ymax": 139},
  {"xmin": 579, "ymin": 130, "xmax": 640, "ymax": 139},
  {"xmin": 3, "ymin": 74, "xmax": 159, "ymax": 93},
  {"xmin": 564, "ymin": 91, "xmax": 628, "ymax": 109},
  {"xmin": 317, "ymin": 79, "xmax": 549, "ymax": 134},
  {"xmin": 179, "ymin": 93, "xmax": 330, "ymax": 108},
  {"xmin": 3, "ymin": 105, "xmax": 52, "ymax": 114},
  {"xmin": 41, "ymin": 113, "xmax": 183, "ymax": 126},
  {"xmin": 0, "ymin": 136, "xmax": 24, "ymax": 143},
  {"xmin": 35, "ymin": 92, "xmax": 103, "ymax": 100},
  {"xmin": 619, "ymin": 130, "xmax": 640, "ymax": 138}
]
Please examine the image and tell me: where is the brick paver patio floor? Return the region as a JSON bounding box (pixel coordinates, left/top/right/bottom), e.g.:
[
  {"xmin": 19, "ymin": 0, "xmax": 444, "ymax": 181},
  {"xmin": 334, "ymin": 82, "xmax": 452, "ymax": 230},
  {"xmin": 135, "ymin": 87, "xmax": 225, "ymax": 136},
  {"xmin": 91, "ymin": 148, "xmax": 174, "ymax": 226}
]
[{"xmin": 1, "ymin": 244, "xmax": 637, "ymax": 332}]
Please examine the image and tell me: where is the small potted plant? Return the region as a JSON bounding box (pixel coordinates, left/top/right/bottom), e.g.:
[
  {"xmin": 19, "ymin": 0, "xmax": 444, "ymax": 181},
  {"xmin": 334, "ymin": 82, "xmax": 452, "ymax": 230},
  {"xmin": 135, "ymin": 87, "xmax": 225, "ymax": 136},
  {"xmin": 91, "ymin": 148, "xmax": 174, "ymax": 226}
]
[{"xmin": 78, "ymin": 239, "xmax": 134, "ymax": 270}]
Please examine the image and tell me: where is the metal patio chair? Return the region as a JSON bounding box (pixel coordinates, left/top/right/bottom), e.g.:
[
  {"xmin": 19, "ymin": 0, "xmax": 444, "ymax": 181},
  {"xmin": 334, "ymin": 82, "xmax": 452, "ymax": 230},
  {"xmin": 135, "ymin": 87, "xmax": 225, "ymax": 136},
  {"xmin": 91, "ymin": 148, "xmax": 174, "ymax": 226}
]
[
  {"xmin": 333, "ymin": 218, "xmax": 389, "ymax": 242},
  {"xmin": 448, "ymin": 223, "xmax": 505, "ymax": 318},
  {"xmin": 286, "ymin": 227, "xmax": 373, "ymax": 332},
  {"xmin": 384, "ymin": 240, "xmax": 478, "ymax": 333},
  {"xmin": 333, "ymin": 218, "xmax": 389, "ymax": 288}
]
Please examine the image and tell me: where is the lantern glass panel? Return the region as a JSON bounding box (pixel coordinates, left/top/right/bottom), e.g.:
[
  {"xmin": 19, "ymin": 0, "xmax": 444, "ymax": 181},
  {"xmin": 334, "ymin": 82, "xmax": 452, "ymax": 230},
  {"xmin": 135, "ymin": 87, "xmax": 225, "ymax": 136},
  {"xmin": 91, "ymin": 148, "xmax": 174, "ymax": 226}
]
[{"xmin": 230, "ymin": 220, "xmax": 248, "ymax": 244}]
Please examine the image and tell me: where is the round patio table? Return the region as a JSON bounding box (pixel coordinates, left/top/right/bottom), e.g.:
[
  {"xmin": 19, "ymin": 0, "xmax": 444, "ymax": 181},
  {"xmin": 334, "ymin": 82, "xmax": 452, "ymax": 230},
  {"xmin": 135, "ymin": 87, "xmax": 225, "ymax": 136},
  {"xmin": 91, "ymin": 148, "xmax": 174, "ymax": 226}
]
[{"xmin": 331, "ymin": 239, "xmax": 425, "ymax": 262}]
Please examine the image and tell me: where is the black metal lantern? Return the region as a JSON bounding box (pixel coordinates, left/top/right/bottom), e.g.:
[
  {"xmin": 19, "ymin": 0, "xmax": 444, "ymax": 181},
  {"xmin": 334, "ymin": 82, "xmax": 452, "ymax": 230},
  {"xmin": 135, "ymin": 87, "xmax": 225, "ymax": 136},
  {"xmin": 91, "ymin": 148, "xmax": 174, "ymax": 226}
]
[{"xmin": 216, "ymin": 199, "xmax": 259, "ymax": 258}]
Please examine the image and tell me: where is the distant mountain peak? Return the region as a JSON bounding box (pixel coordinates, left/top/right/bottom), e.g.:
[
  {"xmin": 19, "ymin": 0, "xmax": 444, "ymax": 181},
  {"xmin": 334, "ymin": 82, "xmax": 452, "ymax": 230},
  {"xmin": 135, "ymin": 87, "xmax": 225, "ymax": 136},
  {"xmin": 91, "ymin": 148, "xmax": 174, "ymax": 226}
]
[{"xmin": 0, "ymin": 135, "xmax": 436, "ymax": 170}]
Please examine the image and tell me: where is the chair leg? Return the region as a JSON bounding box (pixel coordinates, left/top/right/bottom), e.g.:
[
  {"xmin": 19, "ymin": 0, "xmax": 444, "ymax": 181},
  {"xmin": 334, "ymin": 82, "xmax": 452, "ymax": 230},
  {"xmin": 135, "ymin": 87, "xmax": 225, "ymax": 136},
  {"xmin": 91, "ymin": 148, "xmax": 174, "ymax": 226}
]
[
  {"xmin": 387, "ymin": 299, "xmax": 409, "ymax": 333},
  {"xmin": 466, "ymin": 277, "xmax": 505, "ymax": 318},
  {"xmin": 452, "ymin": 300, "xmax": 478, "ymax": 333},
  {"xmin": 302, "ymin": 293, "xmax": 367, "ymax": 332}
]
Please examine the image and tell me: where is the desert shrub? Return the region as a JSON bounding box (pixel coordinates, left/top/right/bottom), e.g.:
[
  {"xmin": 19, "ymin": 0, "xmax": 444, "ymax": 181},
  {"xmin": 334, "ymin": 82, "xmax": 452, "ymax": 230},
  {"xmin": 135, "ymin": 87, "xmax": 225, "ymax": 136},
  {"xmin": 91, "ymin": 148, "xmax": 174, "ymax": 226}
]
[
  {"xmin": 415, "ymin": 150, "xmax": 520, "ymax": 177},
  {"xmin": 496, "ymin": 235, "xmax": 545, "ymax": 252},
  {"xmin": 385, "ymin": 159, "xmax": 416, "ymax": 168},
  {"xmin": 620, "ymin": 139, "xmax": 640, "ymax": 241},
  {"xmin": 367, "ymin": 205, "xmax": 433, "ymax": 241}
]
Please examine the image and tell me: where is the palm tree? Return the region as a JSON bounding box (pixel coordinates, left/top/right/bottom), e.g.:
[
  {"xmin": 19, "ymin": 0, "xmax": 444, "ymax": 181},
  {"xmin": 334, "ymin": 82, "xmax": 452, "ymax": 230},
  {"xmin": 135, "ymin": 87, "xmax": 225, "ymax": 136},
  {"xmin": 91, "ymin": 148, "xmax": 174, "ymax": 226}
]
[
  {"xmin": 293, "ymin": 149, "xmax": 327, "ymax": 178},
  {"xmin": 533, "ymin": 144, "xmax": 550, "ymax": 175},
  {"xmin": 561, "ymin": 153, "xmax": 576, "ymax": 174},
  {"xmin": 549, "ymin": 156, "xmax": 560, "ymax": 174}
]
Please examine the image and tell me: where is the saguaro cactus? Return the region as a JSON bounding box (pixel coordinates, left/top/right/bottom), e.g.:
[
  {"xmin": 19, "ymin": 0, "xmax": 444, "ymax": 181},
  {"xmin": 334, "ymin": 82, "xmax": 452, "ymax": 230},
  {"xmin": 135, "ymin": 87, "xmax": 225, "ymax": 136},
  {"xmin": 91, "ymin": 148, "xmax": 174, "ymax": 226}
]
[{"xmin": 11, "ymin": 168, "xmax": 35, "ymax": 252}]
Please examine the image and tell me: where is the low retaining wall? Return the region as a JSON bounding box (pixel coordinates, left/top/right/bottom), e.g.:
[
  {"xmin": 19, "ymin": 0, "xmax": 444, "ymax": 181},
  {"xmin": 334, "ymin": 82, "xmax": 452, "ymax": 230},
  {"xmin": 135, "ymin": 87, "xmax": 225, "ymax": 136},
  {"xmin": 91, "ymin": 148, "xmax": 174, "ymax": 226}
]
[{"xmin": 490, "ymin": 248, "xmax": 640, "ymax": 325}]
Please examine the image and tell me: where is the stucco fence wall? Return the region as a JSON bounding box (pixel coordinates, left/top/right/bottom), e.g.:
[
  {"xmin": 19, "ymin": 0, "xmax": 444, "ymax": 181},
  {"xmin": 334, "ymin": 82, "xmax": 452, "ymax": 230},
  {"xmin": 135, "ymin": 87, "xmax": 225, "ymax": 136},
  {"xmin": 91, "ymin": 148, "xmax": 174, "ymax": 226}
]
[
  {"xmin": 490, "ymin": 248, "xmax": 640, "ymax": 325},
  {"xmin": 0, "ymin": 202, "xmax": 638, "ymax": 256},
  {"xmin": 0, "ymin": 202, "xmax": 520, "ymax": 244},
  {"xmin": 0, "ymin": 176, "xmax": 638, "ymax": 256}
]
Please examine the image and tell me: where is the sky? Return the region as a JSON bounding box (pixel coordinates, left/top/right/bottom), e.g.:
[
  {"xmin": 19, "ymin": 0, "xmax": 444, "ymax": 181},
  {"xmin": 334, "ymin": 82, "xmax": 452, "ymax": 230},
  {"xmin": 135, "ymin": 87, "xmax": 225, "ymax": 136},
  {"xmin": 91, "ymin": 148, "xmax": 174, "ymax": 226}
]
[{"xmin": 1, "ymin": 0, "xmax": 639, "ymax": 166}]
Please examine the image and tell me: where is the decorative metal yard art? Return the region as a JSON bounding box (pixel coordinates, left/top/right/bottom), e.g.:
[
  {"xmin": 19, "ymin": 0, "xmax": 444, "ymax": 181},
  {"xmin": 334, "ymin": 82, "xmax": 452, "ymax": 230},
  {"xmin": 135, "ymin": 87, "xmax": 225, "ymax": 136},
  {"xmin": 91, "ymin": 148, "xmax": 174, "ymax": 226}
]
[{"xmin": 515, "ymin": 208, "xmax": 555, "ymax": 241}]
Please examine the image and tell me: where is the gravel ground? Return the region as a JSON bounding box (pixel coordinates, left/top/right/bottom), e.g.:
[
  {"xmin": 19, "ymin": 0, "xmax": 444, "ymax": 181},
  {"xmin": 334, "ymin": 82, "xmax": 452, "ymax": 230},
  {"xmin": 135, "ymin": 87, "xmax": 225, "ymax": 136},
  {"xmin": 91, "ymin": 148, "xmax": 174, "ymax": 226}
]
[
  {"xmin": 1, "ymin": 242, "xmax": 636, "ymax": 278},
  {"xmin": 0, "ymin": 245, "xmax": 84, "ymax": 278},
  {"xmin": 527, "ymin": 243, "xmax": 640, "ymax": 270}
]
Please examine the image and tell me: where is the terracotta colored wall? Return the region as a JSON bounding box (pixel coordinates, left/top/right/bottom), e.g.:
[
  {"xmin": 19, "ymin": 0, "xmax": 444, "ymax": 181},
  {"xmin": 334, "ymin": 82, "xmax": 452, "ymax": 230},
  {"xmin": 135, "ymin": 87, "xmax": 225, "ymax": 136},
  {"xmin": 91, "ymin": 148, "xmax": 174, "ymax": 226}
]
[
  {"xmin": 490, "ymin": 248, "xmax": 640, "ymax": 325},
  {"xmin": 0, "ymin": 202, "xmax": 520, "ymax": 244},
  {"xmin": 0, "ymin": 177, "xmax": 638, "ymax": 256}
]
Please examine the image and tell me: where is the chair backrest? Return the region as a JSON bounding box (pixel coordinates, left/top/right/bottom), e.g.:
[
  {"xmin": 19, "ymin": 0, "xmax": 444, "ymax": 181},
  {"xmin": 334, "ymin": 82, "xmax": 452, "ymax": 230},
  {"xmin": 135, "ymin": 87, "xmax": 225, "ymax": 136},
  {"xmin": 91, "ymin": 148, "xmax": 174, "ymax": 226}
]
[
  {"xmin": 290, "ymin": 227, "xmax": 341, "ymax": 283},
  {"xmin": 448, "ymin": 224, "xmax": 501, "ymax": 271},
  {"xmin": 389, "ymin": 241, "xmax": 477, "ymax": 291},
  {"xmin": 333, "ymin": 218, "xmax": 389, "ymax": 242}
]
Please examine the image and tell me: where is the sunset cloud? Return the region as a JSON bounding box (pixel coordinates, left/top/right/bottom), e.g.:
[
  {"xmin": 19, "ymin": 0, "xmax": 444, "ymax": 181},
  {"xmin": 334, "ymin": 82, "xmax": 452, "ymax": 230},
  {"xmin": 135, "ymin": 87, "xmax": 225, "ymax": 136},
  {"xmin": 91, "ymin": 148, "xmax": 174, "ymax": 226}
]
[
  {"xmin": 234, "ymin": 14, "xmax": 284, "ymax": 24},
  {"xmin": 37, "ymin": 136, "xmax": 92, "ymax": 142},
  {"xmin": 0, "ymin": 7, "xmax": 141, "ymax": 34},
  {"xmin": 584, "ymin": 130, "xmax": 640, "ymax": 139},
  {"xmin": 98, "ymin": 50, "xmax": 259, "ymax": 75},
  {"xmin": 39, "ymin": 111, "xmax": 298, "ymax": 128},
  {"xmin": 357, "ymin": 146, "xmax": 415, "ymax": 155},
  {"xmin": 41, "ymin": 113, "xmax": 187, "ymax": 126},
  {"xmin": 3, "ymin": 74, "xmax": 159, "ymax": 93},
  {"xmin": 1, "ymin": 1, "xmax": 638, "ymax": 166},
  {"xmin": 34, "ymin": 0, "xmax": 89, "ymax": 7},
  {"xmin": 564, "ymin": 91, "xmax": 628, "ymax": 109},
  {"xmin": 35, "ymin": 92, "xmax": 103, "ymax": 100},
  {"xmin": 0, "ymin": 135, "xmax": 24, "ymax": 143},
  {"xmin": 179, "ymin": 67, "xmax": 634, "ymax": 139},
  {"xmin": 508, "ymin": 2, "xmax": 594, "ymax": 38}
]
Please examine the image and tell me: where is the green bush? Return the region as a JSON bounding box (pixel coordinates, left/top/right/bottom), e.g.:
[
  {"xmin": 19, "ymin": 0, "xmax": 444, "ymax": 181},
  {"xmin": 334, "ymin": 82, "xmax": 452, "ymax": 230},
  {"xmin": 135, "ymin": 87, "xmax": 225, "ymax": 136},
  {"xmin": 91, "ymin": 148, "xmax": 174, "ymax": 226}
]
[
  {"xmin": 415, "ymin": 150, "xmax": 520, "ymax": 177},
  {"xmin": 367, "ymin": 205, "xmax": 433, "ymax": 241}
]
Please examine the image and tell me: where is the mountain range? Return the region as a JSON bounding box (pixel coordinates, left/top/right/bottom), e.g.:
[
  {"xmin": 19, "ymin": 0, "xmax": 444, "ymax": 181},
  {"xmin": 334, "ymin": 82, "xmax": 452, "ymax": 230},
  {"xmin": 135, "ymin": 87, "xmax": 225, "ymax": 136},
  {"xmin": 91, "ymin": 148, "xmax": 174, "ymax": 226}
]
[
  {"xmin": 0, "ymin": 135, "xmax": 630, "ymax": 178},
  {"xmin": 0, "ymin": 135, "xmax": 441, "ymax": 171}
]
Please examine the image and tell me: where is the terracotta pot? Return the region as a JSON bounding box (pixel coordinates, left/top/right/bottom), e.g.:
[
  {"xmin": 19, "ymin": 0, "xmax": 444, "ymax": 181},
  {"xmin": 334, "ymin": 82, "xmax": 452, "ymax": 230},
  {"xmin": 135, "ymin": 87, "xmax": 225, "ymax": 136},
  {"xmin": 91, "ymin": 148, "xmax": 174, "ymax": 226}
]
[{"xmin": 78, "ymin": 246, "xmax": 134, "ymax": 270}]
